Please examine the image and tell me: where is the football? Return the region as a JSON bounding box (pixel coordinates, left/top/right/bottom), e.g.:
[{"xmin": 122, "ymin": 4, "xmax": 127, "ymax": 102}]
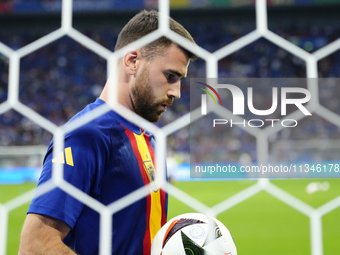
[{"xmin": 151, "ymin": 213, "xmax": 237, "ymax": 255}]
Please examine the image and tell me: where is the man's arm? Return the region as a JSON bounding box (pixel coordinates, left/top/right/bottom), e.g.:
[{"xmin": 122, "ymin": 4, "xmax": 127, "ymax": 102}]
[{"xmin": 19, "ymin": 213, "xmax": 76, "ymax": 255}]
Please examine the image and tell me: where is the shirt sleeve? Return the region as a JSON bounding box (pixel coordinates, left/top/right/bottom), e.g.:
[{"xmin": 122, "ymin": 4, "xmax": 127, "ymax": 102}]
[{"xmin": 27, "ymin": 123, "xmax": 109, "ymax": 229}]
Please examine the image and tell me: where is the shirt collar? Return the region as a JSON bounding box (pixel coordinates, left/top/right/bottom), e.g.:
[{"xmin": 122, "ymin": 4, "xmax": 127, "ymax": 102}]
[{"xmin": 94, "ymin": 98, "xmax": 142, "ymax": 135}]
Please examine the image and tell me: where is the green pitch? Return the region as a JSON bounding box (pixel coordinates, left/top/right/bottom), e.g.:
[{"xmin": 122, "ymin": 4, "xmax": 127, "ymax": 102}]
[
  {"xmin": 1, "ymin": 179, "xmax": 340, "ymax": 254},
  {"xmin": 168, "ymin": 179, "xmax": 340, "ymax": 255},
  {"xmin": 0, "ymin": 183, "xmax": 37, "ymax": 255}
]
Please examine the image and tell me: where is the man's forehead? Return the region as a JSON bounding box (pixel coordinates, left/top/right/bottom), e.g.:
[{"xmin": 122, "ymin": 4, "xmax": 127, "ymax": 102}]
[{"xmin": 163, "ymin": 44, "xmax": 190, "ymax": 72}]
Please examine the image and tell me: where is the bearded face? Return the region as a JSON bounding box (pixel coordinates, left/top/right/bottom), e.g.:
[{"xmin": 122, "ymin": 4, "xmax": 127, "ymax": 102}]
[
  {"xmin": 130, "ymin": 65, "xmax": 173, "ymax": 122},
  {"xmin": 127, "ymin": 44, "xmax": 189, "ymax": 123}
]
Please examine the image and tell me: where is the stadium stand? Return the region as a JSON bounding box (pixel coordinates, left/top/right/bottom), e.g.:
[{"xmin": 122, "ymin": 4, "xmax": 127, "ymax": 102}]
[
  {"xmin": 0, "ymin": 8, "xmax": 339, "ymax": 163},
  {"xmin": 1, "ymin": 3, "xmax": 340, "ymax": 254}
]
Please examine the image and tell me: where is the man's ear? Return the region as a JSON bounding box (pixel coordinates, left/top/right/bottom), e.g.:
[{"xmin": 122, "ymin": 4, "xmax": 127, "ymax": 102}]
[{"xmin": 123, "ymin": 50, "xmax": 142, "ymax": 76}]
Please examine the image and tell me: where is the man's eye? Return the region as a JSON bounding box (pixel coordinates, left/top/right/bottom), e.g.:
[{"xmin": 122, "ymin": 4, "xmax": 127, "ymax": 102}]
[
  {"xmin": 165, "ymin": 73, "xmax": 177, "ymax": 83},
  {"xmin": 166, "ymin": 73, "xmax": 173, "ymax": 80}
]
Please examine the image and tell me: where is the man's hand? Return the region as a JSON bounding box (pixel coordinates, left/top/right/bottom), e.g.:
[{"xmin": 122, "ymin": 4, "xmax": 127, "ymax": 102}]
[{"xmin": 19, "ymin": 213, "xmax": 76, "ymax": 255}]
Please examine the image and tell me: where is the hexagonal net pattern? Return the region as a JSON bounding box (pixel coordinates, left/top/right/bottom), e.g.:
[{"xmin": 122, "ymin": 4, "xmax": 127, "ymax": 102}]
[{"xmin": 0, "ymin": 0, "xmax": 340, "ymax": 255}]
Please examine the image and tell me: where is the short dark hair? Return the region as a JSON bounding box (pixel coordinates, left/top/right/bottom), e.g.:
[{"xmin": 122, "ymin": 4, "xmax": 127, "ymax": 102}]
[{"xmin": 115, "ymin": 10, "xmax": 197, "ymax": 60}]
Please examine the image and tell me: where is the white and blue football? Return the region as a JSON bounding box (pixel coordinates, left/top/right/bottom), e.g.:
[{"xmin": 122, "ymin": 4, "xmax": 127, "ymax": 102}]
[{"xmin": 151, "ymin": 213, "xmax": 237, "ymax": 255}]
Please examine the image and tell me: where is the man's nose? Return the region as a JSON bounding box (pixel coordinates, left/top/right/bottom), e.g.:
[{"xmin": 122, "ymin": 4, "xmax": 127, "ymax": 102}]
[{"xmin": 168, "ymin": 81, "xmax": 181, "ymax": 99}]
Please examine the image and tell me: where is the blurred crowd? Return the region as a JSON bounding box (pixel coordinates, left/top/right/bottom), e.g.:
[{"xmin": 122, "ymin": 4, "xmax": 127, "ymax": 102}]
[{"xmin": 0, "ymin": 21, "xmax": 339, "ymax": 163}]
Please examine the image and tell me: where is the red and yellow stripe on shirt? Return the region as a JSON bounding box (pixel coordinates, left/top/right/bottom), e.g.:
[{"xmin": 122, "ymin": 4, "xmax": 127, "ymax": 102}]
[{"xmin": 125, "ymin": 128, "xmax": 167, "ymax": 255}]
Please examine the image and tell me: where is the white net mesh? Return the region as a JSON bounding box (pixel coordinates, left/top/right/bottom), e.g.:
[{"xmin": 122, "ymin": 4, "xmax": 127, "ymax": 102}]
[{"xmin": 0, "ymin": 0, "xmax": 340, "ymax": 254}]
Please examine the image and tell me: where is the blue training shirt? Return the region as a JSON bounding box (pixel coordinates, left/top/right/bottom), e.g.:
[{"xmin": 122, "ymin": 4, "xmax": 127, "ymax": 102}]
[{"xmin": 28, "ymin": 98, "xmax": 168, "ymax": 254}]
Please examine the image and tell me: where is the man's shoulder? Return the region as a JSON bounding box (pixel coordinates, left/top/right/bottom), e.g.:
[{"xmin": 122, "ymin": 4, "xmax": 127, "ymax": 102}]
[
  {"xmin": 64, "ymin": 98, "xmax": 142, "ymax": 143},
  {"xmin": 64, "ymin": 99, "xmax": 121, "ymax": 143}
]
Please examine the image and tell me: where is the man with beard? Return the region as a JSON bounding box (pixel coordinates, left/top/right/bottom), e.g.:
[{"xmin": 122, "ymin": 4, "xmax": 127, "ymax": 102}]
[{"xmin": 19, "ymin": 10, "xmax": 197, "ymax": 255}]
